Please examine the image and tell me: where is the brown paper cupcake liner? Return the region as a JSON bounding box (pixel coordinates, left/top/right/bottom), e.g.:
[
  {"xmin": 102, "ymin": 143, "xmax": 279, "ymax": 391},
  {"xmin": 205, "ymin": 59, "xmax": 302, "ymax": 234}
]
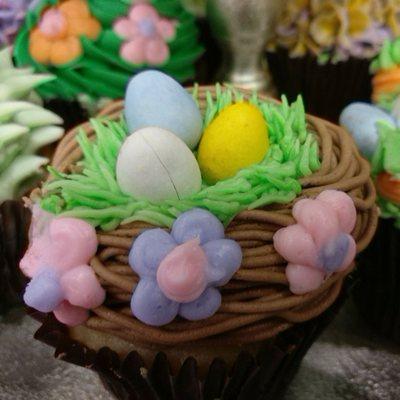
[
  {"xmin": 354, "ymin": 218, "xmax": 400, "ymax": 343},
  {"xmin": 30, "ymin": 282, "xmax": 348, "ymax": 400},
  {"xmin": 0, "ymin": 201, "xmax": 31, "ymax": 315},
  {"xmin": 266, "ymin": 47, "xmax": 372, "ymax": 122}
]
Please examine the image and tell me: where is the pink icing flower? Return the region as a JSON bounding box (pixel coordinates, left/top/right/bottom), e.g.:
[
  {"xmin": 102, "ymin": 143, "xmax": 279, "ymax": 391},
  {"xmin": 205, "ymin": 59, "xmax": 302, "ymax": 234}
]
[
  {"xmin": 273, "ymin": 190, "xmax": 357, "ymax": 295},
  {"xmin": 113, "ymin": 3, "xmax": 177, "ymax": 65},
  {"xmin": 20, "ymin": 207, "xmax": 105, "ymax": 326}
]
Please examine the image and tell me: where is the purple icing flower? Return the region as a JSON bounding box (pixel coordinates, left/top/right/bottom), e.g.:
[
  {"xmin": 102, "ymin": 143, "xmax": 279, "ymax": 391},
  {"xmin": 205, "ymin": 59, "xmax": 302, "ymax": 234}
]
[
  {"xmin": 0, "ymin": 0, "xmax": 32, "ymax": 46},
  {"xmin": 129, "ymin": 208, "xmax": 243, "ymax": 326}
]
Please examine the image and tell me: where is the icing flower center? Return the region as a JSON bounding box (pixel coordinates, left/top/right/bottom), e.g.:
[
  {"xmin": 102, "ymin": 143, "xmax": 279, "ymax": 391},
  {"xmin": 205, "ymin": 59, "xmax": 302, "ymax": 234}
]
[
  {"xmin": 138, "ymin": 19, "xmax": 156, "ymax": 37},
  {"xmin": 39, "ymin": 8, "xmax": 67, "ymax": 39},
  {"xmin": 157, "ymin": 238, "xmax": 208, "ymax": 303}
]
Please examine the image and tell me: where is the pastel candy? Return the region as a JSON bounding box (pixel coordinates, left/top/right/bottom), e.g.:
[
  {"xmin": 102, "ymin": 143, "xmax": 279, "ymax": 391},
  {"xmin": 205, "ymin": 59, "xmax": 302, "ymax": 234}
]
[
  {"xmin": 319, "ymin": 233, "xmax": 351, "ymax": 273},
  {"xmin": 20, "ymin": 213, "xmax": 104, "ymax": 326},
  {"xmin": 203, "ymin": 239, "xmax": 243, "ymax": 286},
  {"xmin": 286, "ymin": 264, "xmax": 325, "ymax": 295},
  {"xmin": 23, "ymin": 268, "xmax": 63, "ymax": 313},
  {"xmin": 129, "ymin": 208, "xmax": 243, "ymax": 325},
  {"xmin": 53, "ymin": 301, "xmax": 89, "ymax": 327},
  {"xmin": 171, "ymin": 208, "xmax": 225, "ymax": 245},
  {"xmin": 293, "ymin": 199, "xmax": 340, "ymax": 247},
  {"xmin": 339, "ymin": 102, "xmax": 395, "ymax": 158},
  {"xmin": 179, "ymin": 287, "xmax": 221, "ymax": 321},
  {"xmin": 317, "ymin": 190, "xmax": 356, "ymax": 233},
  {"xmin": 116, "ymin": 127, "xmax": 202, "ymax": 203},
  {"xmin": 273, "ymin": 190, "xmax": 357, "ymax": 294},
  {"xmin": 124, "ymin": 71, "xmax": 203, "ymax": 149},
  {"xmin": 157, "ymin": 239, "xmax": 208, "ymax": 303},
  {"xmin": 131, "ymin": 279, "xmax": 179, "ymax": 326},
  {"xmin": 20, "ymin": 217, "xmax": 98, "ymax": 277},
  {"xmin": 129, "ymin": 228, "xmax": 176, "ymax": 277},
  {"xmin": 60, "ymin": 265, "xmax": 105, "ymax": 309},
  {"xmin": 273, "ymin": 224, "xmax": 318, "ymax": 268},
  {"xmin": 48, "ymin": 218, "xmax": 98, "ymax": 272}
]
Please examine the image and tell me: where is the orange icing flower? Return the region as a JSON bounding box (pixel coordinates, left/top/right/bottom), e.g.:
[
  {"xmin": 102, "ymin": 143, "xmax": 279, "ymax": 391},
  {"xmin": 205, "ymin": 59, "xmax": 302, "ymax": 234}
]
[
  {"xmin": 376, "ymin": 171, "xmax": 400, "ymax": 204},
  {"xmin": 29, "ymin": 0, "xmax": 101, "ymax": 66},
  {"xmin": 372, "ymin": 66, "xmax": 400, "ymax": 102}
]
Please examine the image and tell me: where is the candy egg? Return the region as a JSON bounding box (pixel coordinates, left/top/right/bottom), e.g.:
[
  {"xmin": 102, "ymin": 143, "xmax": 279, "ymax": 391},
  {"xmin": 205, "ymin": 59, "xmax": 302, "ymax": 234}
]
[
  {"xmin": 339, "ymin": 102, "xmax": 395, "ymax": 158},
  {"xmin": 198, "ymin": 102, "xmax": 269, "ymax": 184},
  {"xmin": 124, "ymin": 70, "xmax": 203, "ymax": 149},
  {"xmin": 116, "ymin": 126, "xmax": 202, "ymax": 203}
]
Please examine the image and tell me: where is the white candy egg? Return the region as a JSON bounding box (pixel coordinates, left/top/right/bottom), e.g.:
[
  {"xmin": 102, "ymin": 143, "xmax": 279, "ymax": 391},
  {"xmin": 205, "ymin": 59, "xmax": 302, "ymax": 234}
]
[{"xmin": 116, "ymin": 127, "xmax": 202, "ymax": 203}]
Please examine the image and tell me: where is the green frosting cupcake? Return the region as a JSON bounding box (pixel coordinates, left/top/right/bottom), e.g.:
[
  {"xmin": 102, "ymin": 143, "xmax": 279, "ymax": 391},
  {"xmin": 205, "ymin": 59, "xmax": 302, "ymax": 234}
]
[
  {"xmin": 0, "ymin": 47, "xmax": 64, "ymax": 202},
  {"xmin": 370, "ymin": 38, "xmax": 400, "ymax": 73},
  {"xmin": 13, "ymin": 0, "xmax": 203, "ymax": 101}
]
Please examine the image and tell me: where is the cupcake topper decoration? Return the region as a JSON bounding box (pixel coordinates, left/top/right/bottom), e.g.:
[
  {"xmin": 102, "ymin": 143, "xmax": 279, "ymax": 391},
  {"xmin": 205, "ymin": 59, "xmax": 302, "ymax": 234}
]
[
  {"xmin": 129, "ymin": 208, "xmax": 242, "ymax": 326},
  {"xmin": 20, "ymin": 207, "xmax": 105, "ymax": 326},
  {"xmin": 113, "ymin": 2, "xmax": 177, "ymax": 65},
  {"xmin": 29, "ymin": 0, "xmax": 101, "ymax": 66},
  {"xmin": 273, "ymin": 190, "xmax": 357, "ymax": 294}
]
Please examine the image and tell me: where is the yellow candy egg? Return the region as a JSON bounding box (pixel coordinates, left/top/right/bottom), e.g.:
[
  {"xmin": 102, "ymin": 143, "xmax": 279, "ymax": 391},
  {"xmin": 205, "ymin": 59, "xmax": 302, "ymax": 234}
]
[{"xmin": 198, "ymin": 102, "xmax": 269, "ymax": 184}]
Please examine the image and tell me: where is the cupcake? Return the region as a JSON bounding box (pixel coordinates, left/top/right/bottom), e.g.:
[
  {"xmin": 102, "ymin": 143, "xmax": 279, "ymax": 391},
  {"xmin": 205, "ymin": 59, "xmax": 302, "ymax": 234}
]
[
  {"xmin": 0, "ymin": 46, "xmax": 63, "ymax": 203},
  {"xmin": 267, "ymin": 0, "xmax": 399, "ymax": 122},
  {"xmin": 19, "ymin": 71, "xmax": 377, "ymax": 399},
  {"xmin": 341, "ymin": 99, "xmax": 400, "ymax": 343},
  {"xmin": 13, "ymin": 0, "xmax": 203, "ymax": 125}
]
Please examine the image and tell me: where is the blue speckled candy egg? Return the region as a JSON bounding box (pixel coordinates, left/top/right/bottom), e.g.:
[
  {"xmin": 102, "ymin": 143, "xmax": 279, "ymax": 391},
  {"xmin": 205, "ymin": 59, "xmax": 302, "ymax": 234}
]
[
  {"xmin": 339, "ymin": 102, "xmax": 395, "ymax": 159},
  {"xmin": 124, "ymin": 70, "xmax": 203, "ymax": 149}
]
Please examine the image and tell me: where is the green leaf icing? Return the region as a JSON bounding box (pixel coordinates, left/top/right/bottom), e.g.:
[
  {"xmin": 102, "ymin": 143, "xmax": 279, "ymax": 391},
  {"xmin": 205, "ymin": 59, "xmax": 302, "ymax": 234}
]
[
  {"xmin": 371, "ymin": 38, "xmax": 400, "ymax": 111},
  {"xmin": 371, "ymin": 122, "xmax": 400, "ymax": 226},
  {"xmin": 13, "ymin": 0, "xmax": 203, "ymax": 101},
  {"xmin": 40, "ymin": 86, "xmax": 320, "ymax": 230},
  {"xmin": 0, "ymin": 47, "xmax": 64, "ymax": 202},
  {"xmin": 371, "ymin": 38, "xmax": 400, "ymax": 73}
]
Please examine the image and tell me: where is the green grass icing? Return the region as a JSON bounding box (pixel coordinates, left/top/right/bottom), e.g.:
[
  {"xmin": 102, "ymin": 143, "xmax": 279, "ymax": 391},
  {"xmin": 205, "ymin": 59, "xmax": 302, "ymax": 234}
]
[
  {"xmin": 372, "ymin": 122, "xmax": 400, "ymax": 228},
  {"xmin": 40, "ymin": 86, "xmax": 320, "ymax": 230}
]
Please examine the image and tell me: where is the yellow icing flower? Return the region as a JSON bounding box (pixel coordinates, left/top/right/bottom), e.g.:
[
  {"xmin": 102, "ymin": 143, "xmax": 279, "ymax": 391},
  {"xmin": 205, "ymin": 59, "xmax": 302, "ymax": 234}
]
[
  {"xmin": 29, "ymin": 0, "xmax": 101, "ymax": 66},
  {"xmin": 271, "ymin": 0, "xmax": 400, "ymax": 59}
]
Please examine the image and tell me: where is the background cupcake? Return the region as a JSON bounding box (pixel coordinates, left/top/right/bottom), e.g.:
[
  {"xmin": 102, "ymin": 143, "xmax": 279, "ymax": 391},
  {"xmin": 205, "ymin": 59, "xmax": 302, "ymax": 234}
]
[
  {"xmin": 267, "ymin": 0, "xmax": 399, "ymax": 122},
  {"xmin": 355, "ymin": 125, "xmax": 400, "ymax": 343},
  {"xmin": 342, "ymin": 106, "xmax": 400, "ymax": 342},
  {"xmin": 0, "ymin": 46, "xmax": 63, "ymax": 202},
  {"xmin": 13, "ymin": 0, "xmax": 203, "ymax": 127},
  {"xmin": 340, "ymin": 89, "xmax": 400, "ymax": 342}
]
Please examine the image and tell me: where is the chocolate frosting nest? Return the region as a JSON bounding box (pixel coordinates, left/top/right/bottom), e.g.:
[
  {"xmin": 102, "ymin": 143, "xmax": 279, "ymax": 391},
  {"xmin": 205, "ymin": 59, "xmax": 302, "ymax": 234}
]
[{"xmin": 35, "ymin": 88, "xmax": 378, "ymax": 347}]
